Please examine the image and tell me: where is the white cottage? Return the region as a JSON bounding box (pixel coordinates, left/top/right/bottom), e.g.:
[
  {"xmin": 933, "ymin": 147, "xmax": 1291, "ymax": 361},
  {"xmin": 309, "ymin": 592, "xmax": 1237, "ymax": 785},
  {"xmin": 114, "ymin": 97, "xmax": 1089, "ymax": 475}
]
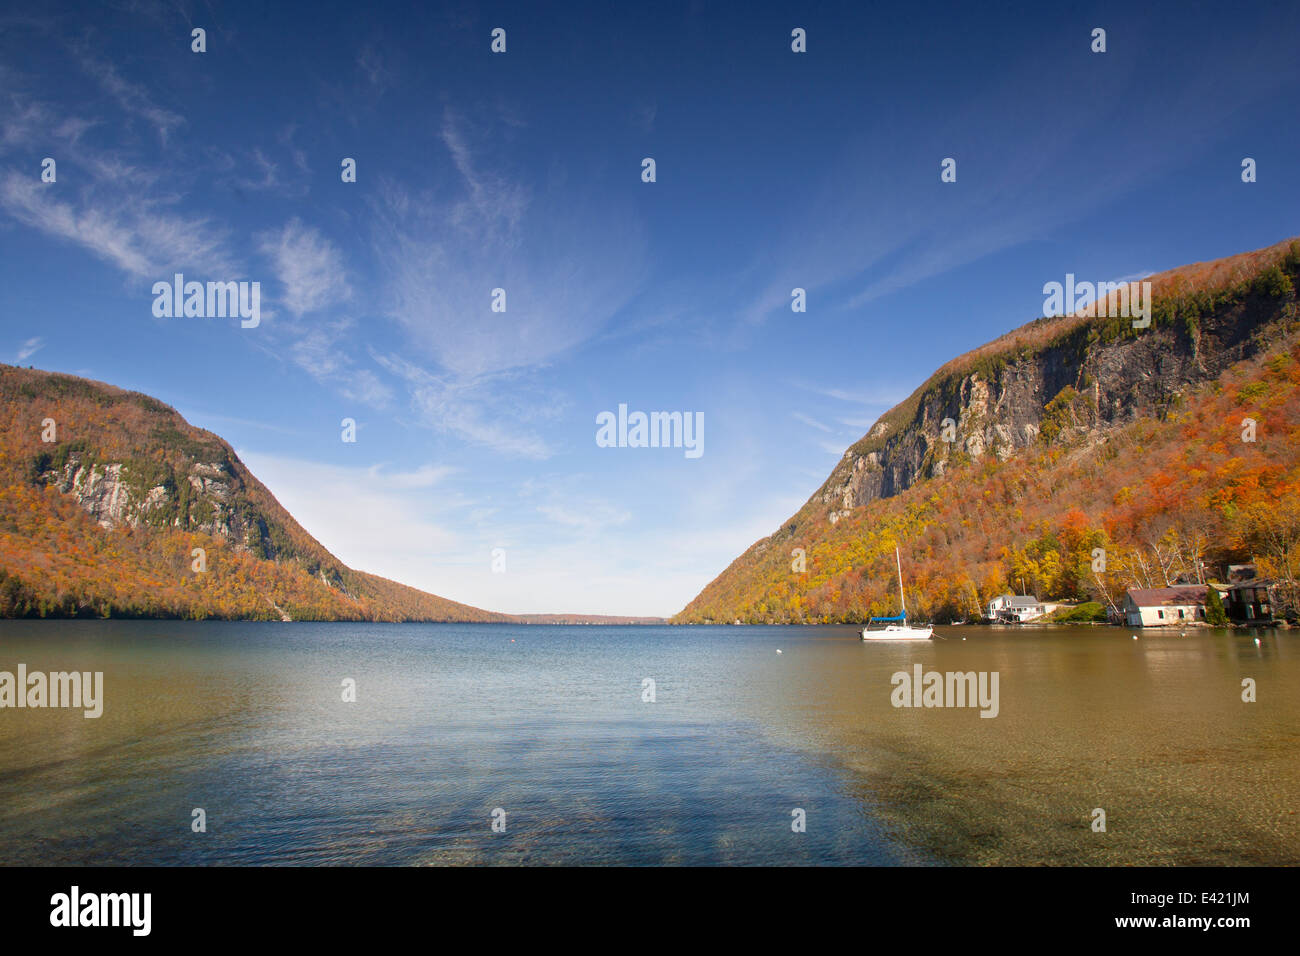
[
  {"xmin": 1123, "ymin": 586, "xmax": 1208, "ymax": 627},
  {"xmin": 986, "ymin": 594, "xmax": 1046, "ymax": 623}
]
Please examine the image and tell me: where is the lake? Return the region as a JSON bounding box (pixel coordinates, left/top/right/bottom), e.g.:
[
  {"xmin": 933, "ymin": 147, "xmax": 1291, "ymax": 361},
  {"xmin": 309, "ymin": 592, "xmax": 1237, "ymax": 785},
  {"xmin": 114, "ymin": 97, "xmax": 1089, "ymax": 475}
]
[{"xmin": 0, "ymin": 621, "xmax": 1296, "ymax": 865}]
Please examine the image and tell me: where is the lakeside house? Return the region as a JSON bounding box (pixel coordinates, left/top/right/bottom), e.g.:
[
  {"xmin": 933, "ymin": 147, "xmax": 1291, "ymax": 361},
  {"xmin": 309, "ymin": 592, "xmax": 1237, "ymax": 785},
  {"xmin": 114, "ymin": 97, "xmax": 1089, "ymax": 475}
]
[
  {"xmin": 986, "ymin": 594, "xmax": 1046, "ymax": 623},
  {"xmin": 1226, "ymin": 579, "xmax": 1279, "ymax": 624},
  {"xmin": 1123, "ymin": 585, "xmax": 1209, "ymax": 627}
]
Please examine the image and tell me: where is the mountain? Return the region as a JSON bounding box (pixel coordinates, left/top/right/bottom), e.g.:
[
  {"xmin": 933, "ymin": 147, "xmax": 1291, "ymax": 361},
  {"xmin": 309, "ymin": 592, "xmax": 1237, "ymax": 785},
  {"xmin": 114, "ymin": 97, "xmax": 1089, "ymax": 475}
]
[
  {"xmin": 675, "ymin": 237, "xmax": 1300, "ymax": 624},
  {"xmin": 0, "ymin": 366, "xmax": 509, "ymax": 622}
]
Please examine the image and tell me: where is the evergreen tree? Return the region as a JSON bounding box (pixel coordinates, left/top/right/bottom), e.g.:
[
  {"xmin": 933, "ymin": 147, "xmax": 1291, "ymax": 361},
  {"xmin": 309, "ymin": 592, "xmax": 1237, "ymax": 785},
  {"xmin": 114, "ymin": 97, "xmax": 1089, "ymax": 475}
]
[{"xmin": 1206, "ymin": 588, "xmax": 1230, "ymax": 627}]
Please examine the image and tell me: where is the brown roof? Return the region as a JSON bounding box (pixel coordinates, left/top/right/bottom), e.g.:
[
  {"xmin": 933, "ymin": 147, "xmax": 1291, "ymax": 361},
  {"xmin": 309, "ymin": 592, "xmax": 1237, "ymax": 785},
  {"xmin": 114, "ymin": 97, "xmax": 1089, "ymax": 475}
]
[{"xmin": 1126, "ymin": 586, "xmax": 1208, "ymax": 607}]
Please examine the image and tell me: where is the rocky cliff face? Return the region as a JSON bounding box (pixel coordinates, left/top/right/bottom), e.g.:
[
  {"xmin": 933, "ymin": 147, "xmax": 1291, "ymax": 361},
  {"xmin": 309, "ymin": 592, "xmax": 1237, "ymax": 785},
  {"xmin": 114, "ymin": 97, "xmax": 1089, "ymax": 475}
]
[
  {"xmin": 49, "ymin": 456, "xmax": 245, "ymax": 539},
  {"xmin": 54, "ymin": 461, "xmax": 136, "ymax": 529},
  {"xmin": 810, "ymin": 250, "xmax": 1290, "ymax": 525}
]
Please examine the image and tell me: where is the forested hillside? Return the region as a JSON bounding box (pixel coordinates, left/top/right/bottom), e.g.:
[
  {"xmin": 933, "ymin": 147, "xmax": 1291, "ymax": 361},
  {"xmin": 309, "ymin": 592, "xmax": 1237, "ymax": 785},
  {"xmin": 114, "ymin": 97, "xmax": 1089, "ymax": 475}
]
[
  {"xmin": 0, "ymin": 367, "xmax": 508, "ymax": 622},
  {"xmin": 676, "ymin": 239, "xmax": 1300, "ymax": 624}
]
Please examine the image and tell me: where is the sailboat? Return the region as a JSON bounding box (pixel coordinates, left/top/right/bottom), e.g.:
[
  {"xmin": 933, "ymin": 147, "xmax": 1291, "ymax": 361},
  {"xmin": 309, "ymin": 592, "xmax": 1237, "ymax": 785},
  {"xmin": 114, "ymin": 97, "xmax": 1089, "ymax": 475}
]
[{"xmin": 861, "ymin": 547, "xmax": 934, "ymax": 641}]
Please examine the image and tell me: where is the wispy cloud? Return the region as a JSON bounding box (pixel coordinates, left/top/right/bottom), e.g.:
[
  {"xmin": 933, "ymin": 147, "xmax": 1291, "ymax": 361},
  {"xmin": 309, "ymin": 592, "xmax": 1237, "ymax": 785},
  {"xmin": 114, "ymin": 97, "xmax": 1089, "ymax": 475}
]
[
  {"xmin": 792, "ymin": 380, "xmax": 906, "ymax": 407},
  {"xmin": 786, "ymin": 381, "xmax": 908, "ymax": 446},
  {"xmin": 837, "ymin": 415, "xmax": 884, "ymax": 429},
  {"xmin": 181, "ymin": 410, "xmax": 302, "ymax": 437},
  {"xmin": 14, "ymin": 336, "xmax": 42, "ymax": 362},
  {"xmin": 519, "ymin": 475, "xmax": 633, "ymax": 536},
  {"xmin": 259, "ymin": 218, "xmax": 350, "ymax": 315},
  {"xmin": 0, "ymin": 85, "xmax": 232, "ymax": 278},
  {"xmin": 237, "ymin": 148, "xmax": 282, "ymax": 191},
  {"xmin": 378, "ymin": 463, "xmax": 454, "ymax": 489},
  {"xmin": 0, "ymin": 170, "xmax": 234, "ymax": 278},
  {"xmin": 284, "ymin": 321, "xmax": 393, "ymax": 409},
  {"xmin": 791, "ymin": 411, "xmax": 832, "ymax": 432},
  {"xmin": 370, "ymin": 109, "xmax": 648, "ymax": 380},
  {"xmin": 73, "ymin": 45, "xmax": 184, "ymax": 146},
  {"xmin": 277, "ymin": 125, "xmax": 310, "ymax": 176},
  {"xmin": 374, "ymin": 351, "xmax": 556, "ymax": 459},
  {"xmin": 536, "ymin": 499, "xmax": 631, "ymax": 535},
  {"xmin": 357, "ymin": 44, "xmax": 394, "ymax": 94}
]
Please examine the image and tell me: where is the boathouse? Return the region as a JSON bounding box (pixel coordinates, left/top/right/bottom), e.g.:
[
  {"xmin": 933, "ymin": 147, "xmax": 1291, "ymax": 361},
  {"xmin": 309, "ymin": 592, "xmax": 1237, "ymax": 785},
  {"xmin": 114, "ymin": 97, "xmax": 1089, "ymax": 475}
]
[
  {"xmin": 1123, "ymin": 586, "xmax": 1208, "ymax": 628},
  {"xmin": 1226, "ymin": 579, "xmax": 1279, "ymax": 624}
]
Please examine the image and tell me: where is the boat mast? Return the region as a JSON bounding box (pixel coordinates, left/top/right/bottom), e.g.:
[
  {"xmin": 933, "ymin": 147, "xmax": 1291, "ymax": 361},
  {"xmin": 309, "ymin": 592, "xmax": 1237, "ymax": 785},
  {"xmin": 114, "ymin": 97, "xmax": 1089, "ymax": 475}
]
[{"xmin": 896, "ymin": 546, "xmax": 906, "ymax": 619}]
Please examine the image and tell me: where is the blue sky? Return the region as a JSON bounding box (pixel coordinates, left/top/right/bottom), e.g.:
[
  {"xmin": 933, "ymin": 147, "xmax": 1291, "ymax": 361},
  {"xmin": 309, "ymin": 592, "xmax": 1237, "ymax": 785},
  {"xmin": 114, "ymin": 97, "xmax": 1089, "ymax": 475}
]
[{"xmin": 2, "ymin": 1, "xmax": 1297, "ymax": 616}]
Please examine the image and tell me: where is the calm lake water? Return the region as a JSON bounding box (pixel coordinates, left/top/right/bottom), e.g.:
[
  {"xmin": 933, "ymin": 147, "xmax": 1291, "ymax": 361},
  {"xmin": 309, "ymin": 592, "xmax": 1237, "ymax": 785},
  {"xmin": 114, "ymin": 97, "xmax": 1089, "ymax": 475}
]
[{"xmin": 0, "ymin": 621, "xmax": 1296, "ymax": 865}]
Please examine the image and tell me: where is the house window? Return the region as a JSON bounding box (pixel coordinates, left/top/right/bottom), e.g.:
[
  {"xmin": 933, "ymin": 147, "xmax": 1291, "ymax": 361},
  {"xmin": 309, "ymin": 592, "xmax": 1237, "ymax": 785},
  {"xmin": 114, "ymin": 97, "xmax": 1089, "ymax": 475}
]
[
  {"xmin": 1157, "ymin": 610, "xmax": 1164, "ymax": 619},
  {"xmin": 1178, "ymin": 609, "xmax": 1185, "ymax": 619}
]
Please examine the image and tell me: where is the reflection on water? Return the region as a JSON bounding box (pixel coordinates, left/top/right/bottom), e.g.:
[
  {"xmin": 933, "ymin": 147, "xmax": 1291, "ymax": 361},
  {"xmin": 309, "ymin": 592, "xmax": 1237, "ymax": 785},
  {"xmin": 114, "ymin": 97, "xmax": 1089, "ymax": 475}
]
[{"xmin": 0, "ymin": 621, "xmax": 1295, "ymax": 865}]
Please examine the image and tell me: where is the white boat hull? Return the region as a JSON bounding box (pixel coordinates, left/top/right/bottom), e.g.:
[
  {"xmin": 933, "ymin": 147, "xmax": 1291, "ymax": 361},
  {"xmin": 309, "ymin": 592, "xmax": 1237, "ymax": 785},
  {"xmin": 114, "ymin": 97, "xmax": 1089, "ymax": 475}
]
[
  {"xmin": 861, "ymin": 624, "xmax": 934, "ymax": 641},
  {"xmin": 862, "ymin": 548, "xmax": 932, "ymax": 641}
]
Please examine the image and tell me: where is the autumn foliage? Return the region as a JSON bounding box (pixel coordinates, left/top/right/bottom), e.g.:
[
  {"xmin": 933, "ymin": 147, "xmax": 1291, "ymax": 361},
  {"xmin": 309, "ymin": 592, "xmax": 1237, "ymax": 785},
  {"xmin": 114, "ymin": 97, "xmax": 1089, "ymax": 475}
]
[
  {"xmin": 0, "ymin": 368, "xmax": 507, "ymax": 622},
  {"xmin": 676, "ymin": 240, "xmax": 1300, "ymax": 624}
]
